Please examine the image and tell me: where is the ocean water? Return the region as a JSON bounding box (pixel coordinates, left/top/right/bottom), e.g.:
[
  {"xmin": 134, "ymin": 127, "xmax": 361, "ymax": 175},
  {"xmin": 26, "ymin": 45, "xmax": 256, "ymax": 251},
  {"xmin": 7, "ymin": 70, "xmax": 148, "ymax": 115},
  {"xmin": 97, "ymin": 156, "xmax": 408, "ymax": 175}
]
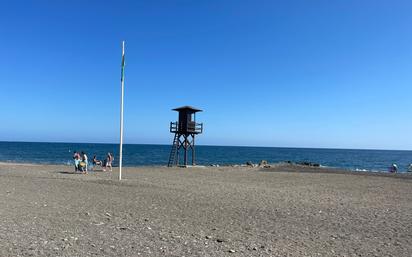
[{"xmin": 0, "ymin": 141, "xmax": 411, "ymax": 173}]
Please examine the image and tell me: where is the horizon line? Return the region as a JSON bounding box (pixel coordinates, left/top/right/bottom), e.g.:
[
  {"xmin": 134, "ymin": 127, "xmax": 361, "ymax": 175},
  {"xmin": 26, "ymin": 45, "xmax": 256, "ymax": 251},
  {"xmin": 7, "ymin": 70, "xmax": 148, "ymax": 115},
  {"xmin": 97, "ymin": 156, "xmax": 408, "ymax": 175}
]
[{"xmin": 0, "ymin": 140, "xmax": 411, "ymax": 152}]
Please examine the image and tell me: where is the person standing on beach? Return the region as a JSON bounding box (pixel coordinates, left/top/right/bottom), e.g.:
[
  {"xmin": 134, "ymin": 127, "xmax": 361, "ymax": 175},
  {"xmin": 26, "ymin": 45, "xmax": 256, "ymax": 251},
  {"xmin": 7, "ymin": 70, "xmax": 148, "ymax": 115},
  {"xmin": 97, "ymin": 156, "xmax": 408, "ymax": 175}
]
[
  {"xmin": 73, "ymin": 151, "xmax": 81, "ymax": 172},
  {"xmin": 103, "ymin": 152, "xmax": 113, "ymax": 172},
  {"xmin": 81, "ymin": 152, "xmax": 88, "ymax": 174}
]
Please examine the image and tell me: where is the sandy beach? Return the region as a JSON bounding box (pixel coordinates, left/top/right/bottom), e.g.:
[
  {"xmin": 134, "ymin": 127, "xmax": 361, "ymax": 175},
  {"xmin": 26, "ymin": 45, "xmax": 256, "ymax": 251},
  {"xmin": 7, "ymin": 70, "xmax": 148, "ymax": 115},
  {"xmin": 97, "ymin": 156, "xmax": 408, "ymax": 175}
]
[{"xmin": 0, "ymin": 163, "xmax": 411, "ymax": 257}]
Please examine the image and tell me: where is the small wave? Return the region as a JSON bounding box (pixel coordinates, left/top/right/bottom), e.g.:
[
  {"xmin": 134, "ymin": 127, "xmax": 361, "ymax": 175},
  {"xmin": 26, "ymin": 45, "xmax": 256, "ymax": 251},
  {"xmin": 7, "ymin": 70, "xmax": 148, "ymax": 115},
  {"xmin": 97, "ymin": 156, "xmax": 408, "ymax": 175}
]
[{"xmin": 354, "ymin": 168, "xmax": 386, "ymax": 173}]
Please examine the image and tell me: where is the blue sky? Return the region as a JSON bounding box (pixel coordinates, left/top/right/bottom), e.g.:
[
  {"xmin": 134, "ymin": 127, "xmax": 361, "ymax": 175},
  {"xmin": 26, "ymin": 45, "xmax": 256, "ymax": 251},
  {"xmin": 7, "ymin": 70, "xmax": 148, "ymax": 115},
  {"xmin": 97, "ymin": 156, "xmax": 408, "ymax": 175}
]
[{"xmin": 0, "ymin": 0, "xmax": 411, "ymax": 150}]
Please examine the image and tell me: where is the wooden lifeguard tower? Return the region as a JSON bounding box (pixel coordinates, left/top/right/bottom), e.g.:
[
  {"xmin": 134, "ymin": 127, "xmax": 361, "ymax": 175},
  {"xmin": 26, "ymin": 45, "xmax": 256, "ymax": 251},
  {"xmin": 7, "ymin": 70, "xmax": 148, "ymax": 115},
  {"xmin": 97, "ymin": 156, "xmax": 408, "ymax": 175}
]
[{"xmin": 168, "ymin": 106, "xmax": 203, "ymax": 167}]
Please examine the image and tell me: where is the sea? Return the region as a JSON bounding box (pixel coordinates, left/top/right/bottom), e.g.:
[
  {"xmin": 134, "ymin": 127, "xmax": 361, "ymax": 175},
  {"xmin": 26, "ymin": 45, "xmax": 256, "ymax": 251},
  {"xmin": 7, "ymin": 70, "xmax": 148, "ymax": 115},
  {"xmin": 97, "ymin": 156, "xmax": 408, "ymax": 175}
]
[{"xmin": 0, "ymin": 141, "xmax": 411, "ymax": 173}]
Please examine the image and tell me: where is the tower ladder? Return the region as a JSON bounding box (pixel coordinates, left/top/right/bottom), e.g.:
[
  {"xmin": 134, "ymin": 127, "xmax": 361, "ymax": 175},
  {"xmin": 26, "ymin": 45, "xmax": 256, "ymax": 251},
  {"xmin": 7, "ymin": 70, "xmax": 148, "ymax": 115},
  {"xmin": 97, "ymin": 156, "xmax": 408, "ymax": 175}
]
[{"xmin": 167, "ymin": 133, "xmax": 179, "ymax": 167}]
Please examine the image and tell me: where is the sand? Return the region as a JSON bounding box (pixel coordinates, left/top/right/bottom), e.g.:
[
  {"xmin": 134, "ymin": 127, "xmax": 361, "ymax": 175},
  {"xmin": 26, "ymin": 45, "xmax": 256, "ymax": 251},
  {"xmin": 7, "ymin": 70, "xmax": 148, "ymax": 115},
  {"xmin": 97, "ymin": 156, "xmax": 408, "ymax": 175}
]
[{"xmin": 0, "ymin": 162, "xmax": 411, "ymax": 257}]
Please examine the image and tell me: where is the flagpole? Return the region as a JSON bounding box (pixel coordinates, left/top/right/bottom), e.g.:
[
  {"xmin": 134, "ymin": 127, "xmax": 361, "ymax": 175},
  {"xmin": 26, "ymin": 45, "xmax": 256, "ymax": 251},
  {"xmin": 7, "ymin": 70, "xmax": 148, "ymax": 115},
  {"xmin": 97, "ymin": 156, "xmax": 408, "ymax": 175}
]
[{"xmin": 119, "ymin": 40, "xmax": 125, "ymax": 181}]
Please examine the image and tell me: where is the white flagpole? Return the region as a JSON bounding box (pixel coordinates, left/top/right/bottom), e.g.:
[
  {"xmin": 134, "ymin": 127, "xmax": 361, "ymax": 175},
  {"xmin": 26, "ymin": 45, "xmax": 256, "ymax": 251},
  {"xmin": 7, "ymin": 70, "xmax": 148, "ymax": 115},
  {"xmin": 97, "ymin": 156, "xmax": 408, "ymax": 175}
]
[{"xmin": 119, "ymin": 41, "xmax": 125, "ymax": 181}]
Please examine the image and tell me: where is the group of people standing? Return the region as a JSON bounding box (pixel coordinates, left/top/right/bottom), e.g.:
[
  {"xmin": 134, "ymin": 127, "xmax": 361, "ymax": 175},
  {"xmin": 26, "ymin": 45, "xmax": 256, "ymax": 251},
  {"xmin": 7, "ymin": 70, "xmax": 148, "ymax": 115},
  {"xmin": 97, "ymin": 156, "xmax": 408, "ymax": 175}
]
[
  {"xmin": 73, "ymin": 151, "xmax": 114, "ymax": 173},
  {"xmin": 389, "ymin": 163, "xmax": 412, "ymax": 173},
  {"xmin": 73, "ymin": 151, "xmax": 88, "ymax": 174}
]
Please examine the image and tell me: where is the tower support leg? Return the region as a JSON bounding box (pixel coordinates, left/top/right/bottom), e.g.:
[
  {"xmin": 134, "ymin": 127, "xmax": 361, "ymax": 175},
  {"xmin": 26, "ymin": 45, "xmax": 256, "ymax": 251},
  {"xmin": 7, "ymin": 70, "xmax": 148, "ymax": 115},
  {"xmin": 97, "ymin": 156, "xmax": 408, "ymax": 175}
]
[
  {"xmin": 192, "ymin": 134, "xmax": 195, "ymax": 165},
  {"xmin": 183, "ymin": 134, "xmax": 188, "ymax": 166},
  {"xmin": 176, "ymin": 135, "xmax": 180, "ymax": 166}
]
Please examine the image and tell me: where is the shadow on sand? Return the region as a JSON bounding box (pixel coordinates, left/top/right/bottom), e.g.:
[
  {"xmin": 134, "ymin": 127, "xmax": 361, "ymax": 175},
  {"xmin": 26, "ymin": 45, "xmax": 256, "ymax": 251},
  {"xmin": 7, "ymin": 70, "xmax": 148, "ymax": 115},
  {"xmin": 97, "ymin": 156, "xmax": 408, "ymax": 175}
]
[
  {"xmin": 57, "ymin": 171, "xmax": 82, "ymax": 175},
  {"xmin": 57, "ymin": 169, "xmax": 106, "ymax": 175}
]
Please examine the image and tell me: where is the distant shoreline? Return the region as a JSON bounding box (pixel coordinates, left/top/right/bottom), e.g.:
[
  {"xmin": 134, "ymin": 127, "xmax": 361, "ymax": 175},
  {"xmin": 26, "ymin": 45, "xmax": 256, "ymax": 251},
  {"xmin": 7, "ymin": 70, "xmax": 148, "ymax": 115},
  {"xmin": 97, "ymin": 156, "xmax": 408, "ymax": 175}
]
[{"xmin": 1, "ymin": 141, "xmax": 411, "ymax": 173}]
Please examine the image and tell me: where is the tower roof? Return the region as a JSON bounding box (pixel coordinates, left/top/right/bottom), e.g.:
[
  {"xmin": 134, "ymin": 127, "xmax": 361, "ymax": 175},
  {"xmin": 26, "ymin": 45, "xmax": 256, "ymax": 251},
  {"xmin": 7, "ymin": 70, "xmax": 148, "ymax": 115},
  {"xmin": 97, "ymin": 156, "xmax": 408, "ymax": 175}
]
[{"xmin": 172, "ymin": 106, "xmax": 203, "ymax": 112}]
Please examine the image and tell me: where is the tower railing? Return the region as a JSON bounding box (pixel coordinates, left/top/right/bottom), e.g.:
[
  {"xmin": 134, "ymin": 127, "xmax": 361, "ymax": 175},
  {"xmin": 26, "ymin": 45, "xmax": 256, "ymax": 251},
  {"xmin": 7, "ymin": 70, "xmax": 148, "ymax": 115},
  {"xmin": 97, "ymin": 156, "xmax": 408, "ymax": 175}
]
[{"xmin": 170, "ymin": 121, "xmax": 203, "ymax": 134}]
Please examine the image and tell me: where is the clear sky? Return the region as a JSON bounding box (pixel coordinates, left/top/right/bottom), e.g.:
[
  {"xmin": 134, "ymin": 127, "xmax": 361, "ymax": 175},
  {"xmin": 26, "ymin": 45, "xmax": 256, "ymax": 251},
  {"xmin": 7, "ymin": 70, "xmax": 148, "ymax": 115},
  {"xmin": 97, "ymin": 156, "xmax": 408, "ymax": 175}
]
[{"xmin": 0, "ymin": 0, "xmax": 411, "ymax": 150}]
